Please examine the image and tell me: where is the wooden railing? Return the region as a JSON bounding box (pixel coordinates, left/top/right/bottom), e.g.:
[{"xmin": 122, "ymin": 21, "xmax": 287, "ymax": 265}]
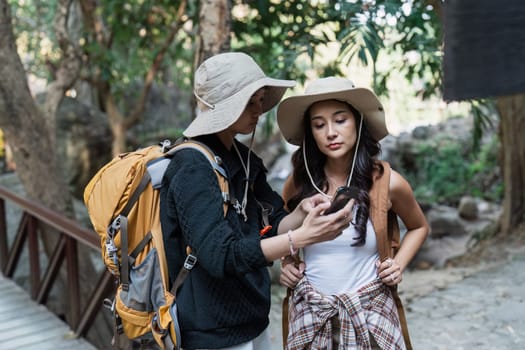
[{"xmin": 0, "ymin": 185, "xmax": 114, "ymax": 339}]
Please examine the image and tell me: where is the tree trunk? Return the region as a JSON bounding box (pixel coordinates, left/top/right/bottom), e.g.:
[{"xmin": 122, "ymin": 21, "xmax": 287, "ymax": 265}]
[
  {"xmin": 496, "ymin": 93, "xmax": 525, "ymax": 234},
  {"xmin": 103, "ymin": 91, "xmax": 128, "ymax": 155},
  {"xmin": 191, "ymin": 0, "xmax": 231, "ymax": 118},
  {"xmin": 42, "ymin": 0, "xmax": 82, "ymax": 148},
  {"xmin": 1, "ymin": 2, "xmax": 113, "ymax": 347},
  {"xmin": 194, "ymin": 0, "xmax": 232, "ymax": 71},
  {"xmin": 0, "ymin": 0, "xmax": 73, "ymax": 217}
]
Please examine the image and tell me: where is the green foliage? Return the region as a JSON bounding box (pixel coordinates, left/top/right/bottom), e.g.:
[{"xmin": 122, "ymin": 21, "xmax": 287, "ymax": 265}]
[
  {"xmin": 10, "ymin": 0, "xmax": 196, "ymax": 94},
  {"xmin": 470, "ymin": 99, "xmax": 497, "ymax": 153},
  {"xmin": 9, "ymin": 0, "xmax": 60, "ymax": 79},
  {"xmin": 83, "ymin": 0, "xmax": 197, "ymax": 96},
  {"xmin": 235, "ymin": 0, "xmax": 443, "ymax": 100},
  {"xmin": 409, "ymin": 141, "xmax": 471, "ymax": 204},
  {"xmin": 9, "ymin": 0, "xmax": 446, "ymax": 110},
  {"xmin": 468, "ymin": 136, "xmax": 503, "ymax": 202},
  {"xmin": 232, "ymin": 0, "xmax": 336, "ymax": 83},
  {"xmin": 338, "ymin": 17, "xmax": 383, "ymax": 66},
  {"xmin": 387, "ymin": 0, "xmax": 443, "ymax": 99},
  {"xmin": 406, "ymin": 134, "xmax": 502, "ymax": 206},
  {"xmin": 333, "ymin": 0, "xmax": 444, "ymax": 98}
]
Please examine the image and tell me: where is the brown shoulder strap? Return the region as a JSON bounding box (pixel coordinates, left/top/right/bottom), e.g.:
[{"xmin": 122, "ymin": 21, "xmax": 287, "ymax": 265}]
[
  {"xmin": 369, "ymin": 161, "xmax": 413, "ymax": 350},
  {"xmin": 369, "ymin": 160, "xmax": 392, "ymax": 261}
]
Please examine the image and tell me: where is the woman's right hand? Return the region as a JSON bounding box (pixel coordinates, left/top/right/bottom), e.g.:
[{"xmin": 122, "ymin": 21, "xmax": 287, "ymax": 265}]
[{"xmin": 293, "ymin": 197, "xmax": 354, "ymax": 247}]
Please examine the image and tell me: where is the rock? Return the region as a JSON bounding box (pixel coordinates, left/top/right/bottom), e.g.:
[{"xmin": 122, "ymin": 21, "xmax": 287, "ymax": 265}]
[
  {"xmin": 458, "ymin": 196, "xmax": 479, "ymax": 220},
  {"xmin": 426, "ymin": 205, "xmax": 467, "ymax": 238},
  {"xmin": 413, "ymin": 233, "xmax": 471, "ymax": 268}
]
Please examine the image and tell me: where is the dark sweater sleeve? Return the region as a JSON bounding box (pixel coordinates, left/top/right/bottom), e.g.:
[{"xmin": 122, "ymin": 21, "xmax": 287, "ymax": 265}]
[{"xmin": 165, "ymin": 149, "xmax": 268, "ymax": 278}]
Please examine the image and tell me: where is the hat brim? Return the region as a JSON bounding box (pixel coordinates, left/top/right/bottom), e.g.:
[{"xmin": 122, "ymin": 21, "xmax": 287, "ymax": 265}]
[
  {"xmin": 277, "ymin": 88, "xmax": 388, "ymax": 145},
  {"xmin": 184, "ymin": 77, "xmax": 295, "ymax": 138}
]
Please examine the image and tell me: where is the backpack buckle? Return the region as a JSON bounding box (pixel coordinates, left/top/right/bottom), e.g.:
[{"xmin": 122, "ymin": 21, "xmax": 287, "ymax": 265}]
[
  {"xmin": 160, "ymin": 139, "xmax": 172, "ymax": 152},
  {"xmin": 107, "ymin": 215, "xmax": 122, "ymax": 237},
  {"xmin": 105, "ymin": 238, "xmax": 119, "ymax": 267},
  {"xmin": 183, "ymin": 254, "xmax": 197, "ymax": 270}
]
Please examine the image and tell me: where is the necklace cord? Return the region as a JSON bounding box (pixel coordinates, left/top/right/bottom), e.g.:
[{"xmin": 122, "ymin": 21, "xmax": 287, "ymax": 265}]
[{"xmin": 232, "ymin": 130, "xmax": 255, "ymax": 221}]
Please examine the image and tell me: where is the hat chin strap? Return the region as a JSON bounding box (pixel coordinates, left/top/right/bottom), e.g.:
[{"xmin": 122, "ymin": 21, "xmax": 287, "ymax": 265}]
[
  {"xmin": 303, "ymin": 113, "xmax": 363, "ymax": 199},
  {"xmin": 193, "ymin": 90, "xmax": 215, "ymax": 110}
]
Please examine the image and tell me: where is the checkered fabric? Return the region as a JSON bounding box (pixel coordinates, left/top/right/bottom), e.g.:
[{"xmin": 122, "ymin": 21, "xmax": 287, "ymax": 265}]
[{"xmin": 286, "ymin": 278, "xmax": 406, "ymax": 350}]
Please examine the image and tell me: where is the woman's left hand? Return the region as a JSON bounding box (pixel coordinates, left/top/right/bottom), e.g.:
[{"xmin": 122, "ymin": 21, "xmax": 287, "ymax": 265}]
[{"xmin": 376, "ymin": 258, "xmax": 403, "ymax": 286}]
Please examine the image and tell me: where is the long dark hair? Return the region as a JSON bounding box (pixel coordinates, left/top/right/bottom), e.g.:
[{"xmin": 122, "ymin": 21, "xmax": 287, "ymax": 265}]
[{"xmin": 287, "ymin": 102, "xmax": 383, "ymax": 246}]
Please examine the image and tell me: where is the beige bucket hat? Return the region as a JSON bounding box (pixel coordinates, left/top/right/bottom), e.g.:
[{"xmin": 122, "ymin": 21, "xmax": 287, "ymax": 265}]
[
  {"xmin": 277, "ymin": 77, "xmax": 388, "ymax": 145},
  {"xmin": 183, "ymin": 52, "xmax": 296, "ymax": 137}
]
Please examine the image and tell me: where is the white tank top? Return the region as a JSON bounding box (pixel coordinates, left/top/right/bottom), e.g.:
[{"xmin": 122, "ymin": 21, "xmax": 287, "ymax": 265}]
[{"xmin": 303, "ymin": 217, "xmax": 379, "ymax": 295}]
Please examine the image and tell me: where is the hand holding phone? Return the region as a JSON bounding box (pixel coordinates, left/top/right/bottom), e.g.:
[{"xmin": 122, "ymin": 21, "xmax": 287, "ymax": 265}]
[{"xmin": 324, "ymin": 186, "xmax": 359, "ymax": 215}]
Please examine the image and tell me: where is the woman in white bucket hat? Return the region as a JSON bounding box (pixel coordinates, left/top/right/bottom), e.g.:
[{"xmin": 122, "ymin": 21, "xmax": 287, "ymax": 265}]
[
  {"xmin": 277, "ymin": 77, "xmax": 429, "ymax": 350},
  {"xmin": 160, "ymin": 54, "xmax": 354, "ymax": 350}
]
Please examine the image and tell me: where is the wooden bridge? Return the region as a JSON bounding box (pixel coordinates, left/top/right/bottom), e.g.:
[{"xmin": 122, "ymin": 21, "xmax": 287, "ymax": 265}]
[
  {"xmin": 0, "ymin": 274, "xmax": 97, "ymax": 349},
  {"xmin": 0, "ymin": 185, "xmax": 115, "ymax": 350}
]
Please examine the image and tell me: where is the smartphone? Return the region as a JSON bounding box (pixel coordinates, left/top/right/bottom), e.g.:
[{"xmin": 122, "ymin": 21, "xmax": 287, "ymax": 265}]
[{"xmin": 324, "ymin": 186, "xmax": 359, "ymax": 215}]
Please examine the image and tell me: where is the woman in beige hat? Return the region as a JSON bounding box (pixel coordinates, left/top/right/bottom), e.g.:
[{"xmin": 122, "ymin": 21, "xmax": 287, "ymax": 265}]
[
  {"xmin": 277, "ymin": 77, "xmax": 429, "ymax": 349},
  {"xmin": 160, "ymin": 54, "xmax": 354, "ymax": 350}
]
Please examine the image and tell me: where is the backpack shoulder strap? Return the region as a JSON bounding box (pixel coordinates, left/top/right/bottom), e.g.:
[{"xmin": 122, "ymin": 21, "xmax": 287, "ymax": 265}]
[
  {"xmin": 369, "ymin": 160, "xmax": 392, "ymax": 261},
  {"xmin": 369, "ymin": 160, "xmax": 413, "ymax": 350},
  {"xmin": 167, "ymin": 139, "xmax": 230, "ymax": 216}
]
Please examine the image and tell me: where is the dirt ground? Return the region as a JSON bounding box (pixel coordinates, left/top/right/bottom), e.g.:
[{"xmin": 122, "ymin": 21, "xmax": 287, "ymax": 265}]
[
  {"xmin": 447, "ymin": 222, "xmax": 525, "ymax": 268},
  {"xmin": 401, "ymin": 222, "xmax": 525, "ymax": 302}
]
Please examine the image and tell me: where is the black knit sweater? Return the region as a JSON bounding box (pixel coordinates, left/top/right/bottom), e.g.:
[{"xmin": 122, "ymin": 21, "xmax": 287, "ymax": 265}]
[{"xmin": 159, "ymin": 134, "xmax": 287, "ymax": 349}]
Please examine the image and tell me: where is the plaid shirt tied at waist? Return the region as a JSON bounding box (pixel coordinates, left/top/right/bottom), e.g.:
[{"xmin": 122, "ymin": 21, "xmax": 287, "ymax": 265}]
[{"xmin": 286, "ymin": 278, "xmax": 406, "ymax": 350}]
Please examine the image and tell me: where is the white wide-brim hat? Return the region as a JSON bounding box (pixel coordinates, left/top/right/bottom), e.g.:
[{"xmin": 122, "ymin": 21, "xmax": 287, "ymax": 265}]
[
  {"xmin": 277, "ymin": 77, "xmax": 388, "ymax": 145},
  {"xmin": 184, "ymin": 52, "xmax": 296, "ymax": 137}
]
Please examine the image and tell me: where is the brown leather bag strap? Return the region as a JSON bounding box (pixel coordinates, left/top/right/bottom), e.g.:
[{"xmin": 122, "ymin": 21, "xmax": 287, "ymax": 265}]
[
  {"xmin": 281, "ymin": 254, "xmax": 301, "ymax": 346},
  {"xmin": 393, "ymin": 287, "xmax": 413, "ymax": 349},
  {"xmin": 369, "ymin": 161, "xmax": 391, "ymax": 261},
  {"xmin": 281, "ymin": 287, "xmax": 292, "ymax": 345},
  {"xmin": 370, "ymin": 161, "xmax": 413, "ymax": 349}
]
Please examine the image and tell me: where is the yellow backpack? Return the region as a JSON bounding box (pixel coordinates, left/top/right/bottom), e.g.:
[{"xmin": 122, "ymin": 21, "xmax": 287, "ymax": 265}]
[{"xmin": 83, "ymin": 139, "xmax": 229, "ymax": 350}]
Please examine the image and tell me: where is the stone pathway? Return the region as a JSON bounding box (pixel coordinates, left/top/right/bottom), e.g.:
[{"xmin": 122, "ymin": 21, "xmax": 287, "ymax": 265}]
[{"xmin": 407, "ymin": 254, "xmax": 525, "ymax": 349}]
